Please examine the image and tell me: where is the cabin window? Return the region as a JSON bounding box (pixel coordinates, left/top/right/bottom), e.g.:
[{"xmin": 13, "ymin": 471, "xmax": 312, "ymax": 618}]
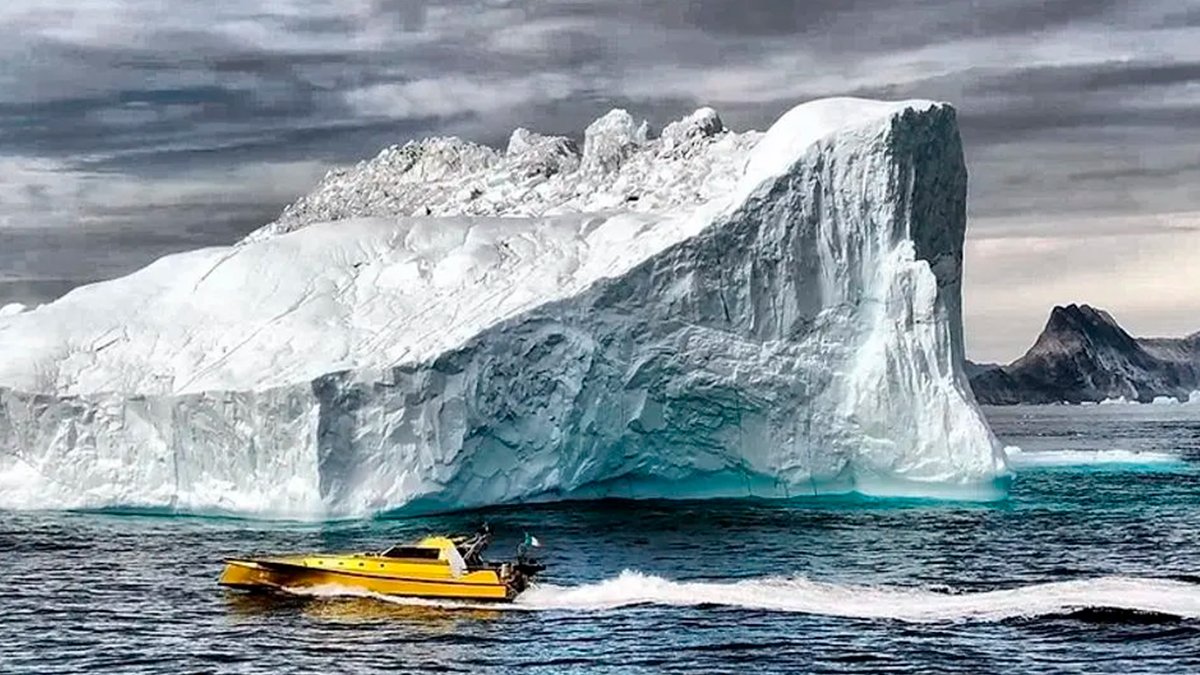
[{"xmin": 381, "ymin": 546, "xmax": 441, "ymax": 560}]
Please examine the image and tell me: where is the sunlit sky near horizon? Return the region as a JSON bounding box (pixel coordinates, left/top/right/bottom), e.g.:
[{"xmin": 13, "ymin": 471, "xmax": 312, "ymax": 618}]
[{"xmin": 1, "ymin": 0, "xmax": 1198, "ymax": 362}]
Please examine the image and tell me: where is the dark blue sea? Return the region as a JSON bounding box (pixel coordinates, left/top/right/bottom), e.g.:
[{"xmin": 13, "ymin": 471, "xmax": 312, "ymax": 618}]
[{"xmin": 3, "ymin": 404, "xmax": 1200, "ymax": 674}]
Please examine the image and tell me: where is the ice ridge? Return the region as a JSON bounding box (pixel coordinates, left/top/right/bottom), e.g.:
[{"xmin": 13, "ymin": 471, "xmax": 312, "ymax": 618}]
[
  {"xmin": 0, "ymin": 98, "xmax": 1009, "ymax": 517},
  {"xmin": 243, "ymin": 105, "xmax": 753, "ymax": 242}
]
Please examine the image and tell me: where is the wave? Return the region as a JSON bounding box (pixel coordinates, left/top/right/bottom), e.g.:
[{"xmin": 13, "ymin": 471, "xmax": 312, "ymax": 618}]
[
  {"xmin": 1005, "ymin": 446, "xmax": 1184, "ymax": 469},
  {"xmin": 287, "ymin": 572, "xmax": 1200, "ymax": 623}
]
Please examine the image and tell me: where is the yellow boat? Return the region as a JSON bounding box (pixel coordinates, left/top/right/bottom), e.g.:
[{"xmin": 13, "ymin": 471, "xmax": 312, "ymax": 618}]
[{"xmin": 219, "ymin": 527, "xmax": 543, "ymax": 602}]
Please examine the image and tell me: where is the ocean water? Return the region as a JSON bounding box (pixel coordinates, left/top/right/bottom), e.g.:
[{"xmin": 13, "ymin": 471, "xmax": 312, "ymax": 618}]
[{"xmin": 3, "ymin": 404, "xmax": 1200, "ymax": 674}]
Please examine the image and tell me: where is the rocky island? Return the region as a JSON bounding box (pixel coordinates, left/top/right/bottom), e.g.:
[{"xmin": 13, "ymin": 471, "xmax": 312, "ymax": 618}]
[{"xmin": 969, "ymin": 304, "xmax": 1200, "ymax": 404}]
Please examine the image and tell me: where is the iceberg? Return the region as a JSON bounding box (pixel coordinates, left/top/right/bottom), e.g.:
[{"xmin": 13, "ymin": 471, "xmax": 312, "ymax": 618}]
[{"xmin": 0, "ymin": 98, "xmax": 1009, "ymax": 518}]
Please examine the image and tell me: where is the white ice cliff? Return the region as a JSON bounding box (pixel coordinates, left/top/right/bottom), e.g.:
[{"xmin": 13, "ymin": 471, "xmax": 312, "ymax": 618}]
[{"xmin": 0, "ymin": 98, "xmax": 1009, "ymax": 517}]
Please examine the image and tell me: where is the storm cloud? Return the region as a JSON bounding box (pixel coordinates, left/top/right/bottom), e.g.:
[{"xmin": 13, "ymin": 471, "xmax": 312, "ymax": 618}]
[{"xmin": 2, "ymin": 0, "xmax": 1198, "ymax": 360}]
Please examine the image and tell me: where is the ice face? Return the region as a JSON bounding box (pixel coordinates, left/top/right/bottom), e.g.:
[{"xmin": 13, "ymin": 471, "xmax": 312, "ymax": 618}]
[{"xmin": 0, "ymin": 98, "xmax": 1009, "ymax": 517}]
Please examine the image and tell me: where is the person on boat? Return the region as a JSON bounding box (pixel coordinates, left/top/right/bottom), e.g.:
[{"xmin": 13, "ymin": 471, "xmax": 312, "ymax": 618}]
[{"xmin": 456, "ymin": 523, "xmax": 493, "ymax": 567}]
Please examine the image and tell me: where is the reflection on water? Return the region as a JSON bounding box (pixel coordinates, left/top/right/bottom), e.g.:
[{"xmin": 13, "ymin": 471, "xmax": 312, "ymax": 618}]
[{"xmin": 222, "ymin": 590, "xmax": 503, "ymax": 627}]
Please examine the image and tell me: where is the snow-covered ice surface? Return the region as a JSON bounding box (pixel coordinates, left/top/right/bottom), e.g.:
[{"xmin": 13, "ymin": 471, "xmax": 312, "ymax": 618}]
[{"xmin": 0, "ymin": 98, "xmax": 1009, "ymax": 518}]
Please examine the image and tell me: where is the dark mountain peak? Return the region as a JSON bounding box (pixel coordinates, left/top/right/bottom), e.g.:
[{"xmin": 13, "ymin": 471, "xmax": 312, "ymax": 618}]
[
  {"xmin": 1045, "ymin": 303, "xmax": 1120, "ymax": 333},
  {"xmin": 1029, "ymin": 303, "xmax": 1137, "ymax": 357},
  {"xmin": 971, "ymin": 303, "xmax": 1200, "ymax": 405}
]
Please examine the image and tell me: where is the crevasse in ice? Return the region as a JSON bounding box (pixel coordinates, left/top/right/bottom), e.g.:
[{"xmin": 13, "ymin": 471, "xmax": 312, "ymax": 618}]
[{"xmin": 0, "ymin": 98, "xmax": 1009, "ymax": 517}]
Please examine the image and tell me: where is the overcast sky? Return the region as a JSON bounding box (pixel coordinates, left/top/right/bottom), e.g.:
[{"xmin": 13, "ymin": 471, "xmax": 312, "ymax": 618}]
[{"xmin": 2, "ymin": 0, "xmax": 1198, "ymax": 361}]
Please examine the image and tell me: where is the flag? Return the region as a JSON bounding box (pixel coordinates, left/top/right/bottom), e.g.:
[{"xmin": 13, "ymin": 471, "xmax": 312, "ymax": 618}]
[{"xmin": 524, "ymin": 533, "xmax": 541, "ymax": 548}]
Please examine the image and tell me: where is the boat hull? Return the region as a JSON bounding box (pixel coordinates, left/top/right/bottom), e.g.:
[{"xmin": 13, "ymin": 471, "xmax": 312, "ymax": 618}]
[{"xmin": 219, "ymin": 558, "xmax": 515, "ymax": 602}]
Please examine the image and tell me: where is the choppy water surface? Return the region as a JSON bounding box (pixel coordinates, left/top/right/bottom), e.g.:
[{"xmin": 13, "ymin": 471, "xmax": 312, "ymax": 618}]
[{"xmin": 3, "ymin": 404, "xmax": 1200, "ymax": 674}]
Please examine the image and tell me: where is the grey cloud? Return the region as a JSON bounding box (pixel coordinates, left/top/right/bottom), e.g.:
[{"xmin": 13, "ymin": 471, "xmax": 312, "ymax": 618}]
[
  {"xmin": 533, "ymin": 0, "xmax": 1127, "ymax": 47},
  {"xmin": 376, "ymin": 1, "xmax": 432, "ymax": 32},
  {"xmin": 962, "ymin": 106, "xmax": 1200, "ymax": 145},
  {"xmin": 1159, "ymin": 7, "xmax": 1200, "ymax": 28},
  {"xmin": 1069, "ymin": 160, "xmax": 1200, "ymax": 182},
  {"xmin": 973, "ymin": 61, "xmax": 1200, "ymax": 95},
  {"xmin": 0, "ymin": 199, "xmax": 280, "ymax": 307},
  {"xmin": 4, "ymin": 1, "xmax": 1169, "ymax": 177},
  {"xmin": 966, "ymin": 0, "xmax": 1126, "ymax": 34}
]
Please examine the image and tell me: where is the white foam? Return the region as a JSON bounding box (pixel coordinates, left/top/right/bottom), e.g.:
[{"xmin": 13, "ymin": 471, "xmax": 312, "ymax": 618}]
[
  {"xmin": 285, "ymin": 571, "xmax": 1200, "ymax": 622},
  {"xmin": 1006, "ymin": 446, "xmax": 1183, "ymax": 468}
]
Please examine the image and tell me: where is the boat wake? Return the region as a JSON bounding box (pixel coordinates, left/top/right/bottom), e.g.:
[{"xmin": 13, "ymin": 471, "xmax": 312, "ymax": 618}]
[{"xmin": 287, "ymin": 572, "xmax": 1200, "ymax": 623}]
